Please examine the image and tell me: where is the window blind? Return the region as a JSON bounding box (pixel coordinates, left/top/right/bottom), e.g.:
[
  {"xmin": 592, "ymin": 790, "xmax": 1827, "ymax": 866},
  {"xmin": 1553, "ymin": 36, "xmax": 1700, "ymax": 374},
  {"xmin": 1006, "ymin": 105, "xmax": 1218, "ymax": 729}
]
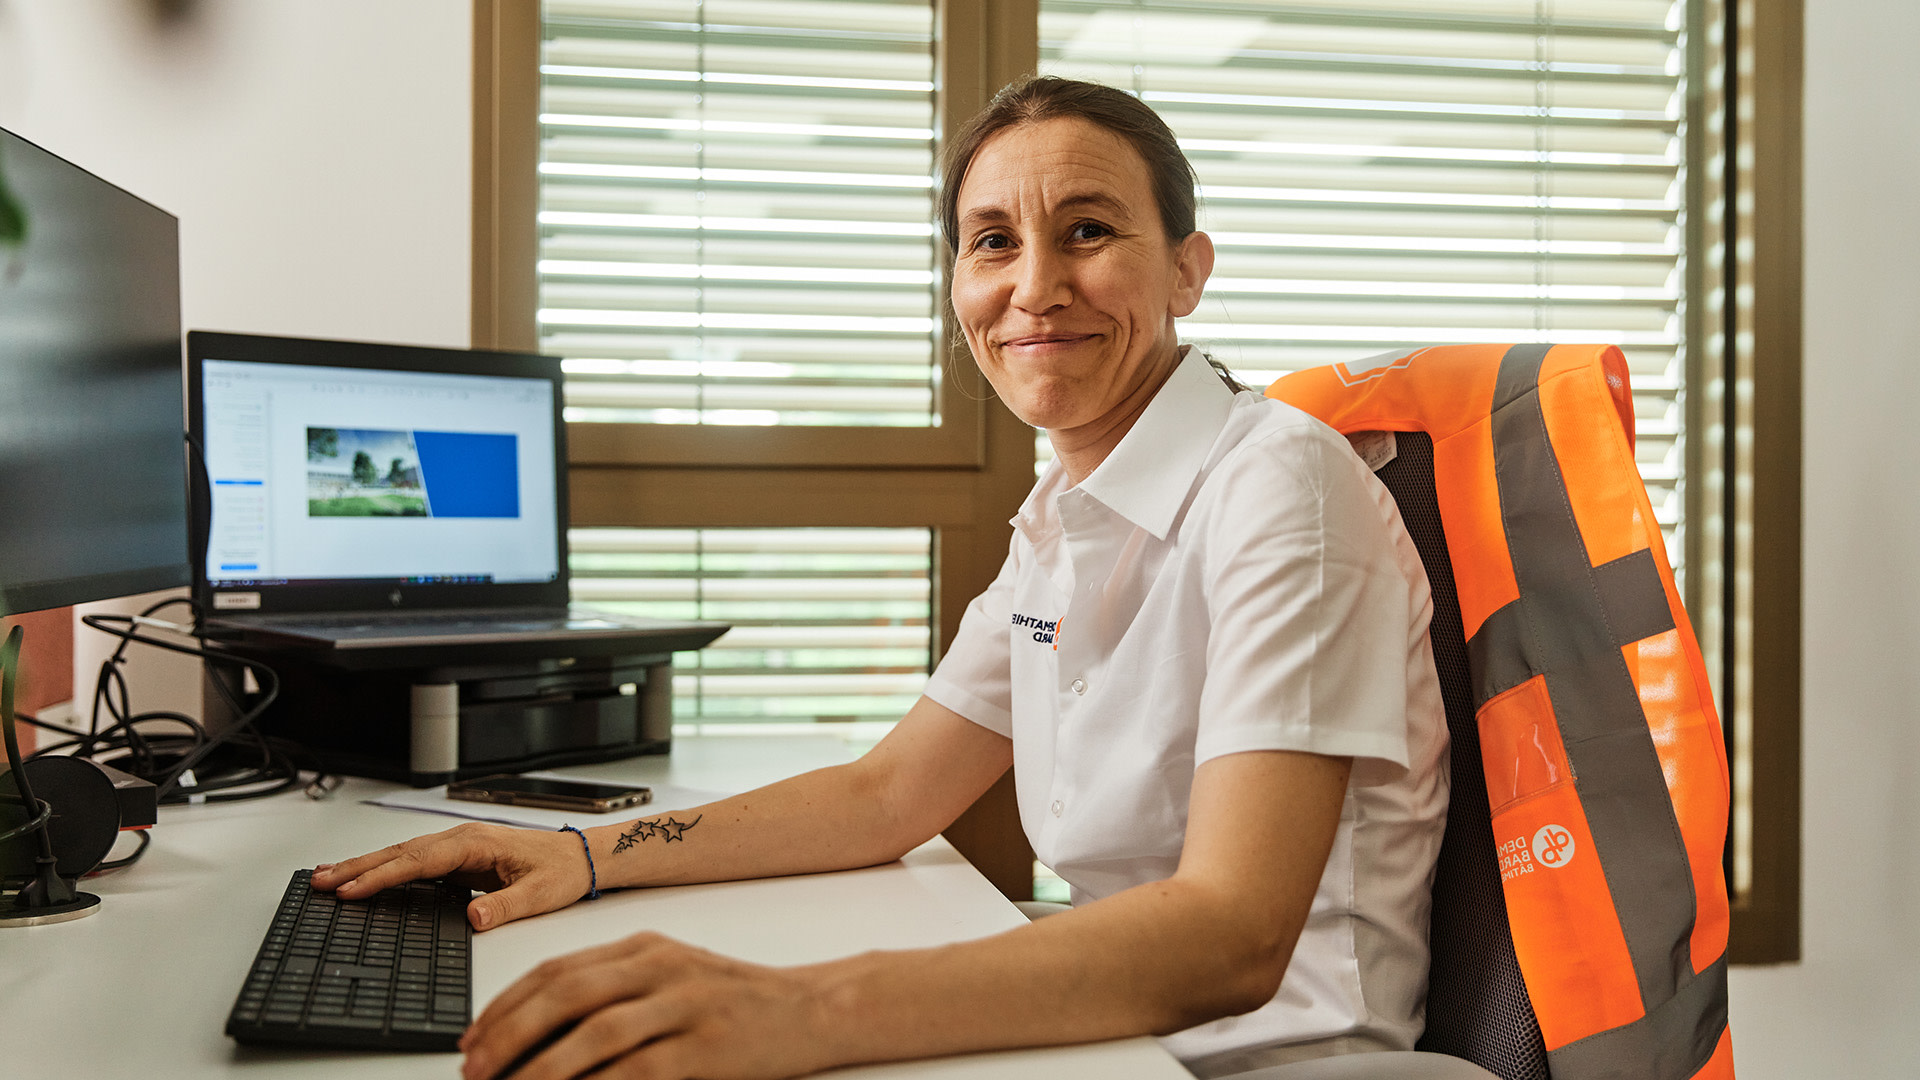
[
  {"xmin": 540, "ymin": 0, "xmax": 940, "ymax": 427},
  {"xmin": 1038, "ymin": 0, "xmax": 1692, "ymax": 563},
  {"xmin": 570, "ymin": 527, "xmax": 933, "ymax": 732},
  {"xmin": 541, "ymin": 0, "xmax": 1694, "ymax": 731}
]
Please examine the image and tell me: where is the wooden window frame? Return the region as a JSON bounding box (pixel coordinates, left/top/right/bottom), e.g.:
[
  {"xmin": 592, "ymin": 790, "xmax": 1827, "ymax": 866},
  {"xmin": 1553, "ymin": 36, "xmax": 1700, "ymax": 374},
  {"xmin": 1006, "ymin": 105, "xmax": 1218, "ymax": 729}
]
[{"xmin": 1701, "ymin": 0, "xmax": 1801, "ymax": 965}]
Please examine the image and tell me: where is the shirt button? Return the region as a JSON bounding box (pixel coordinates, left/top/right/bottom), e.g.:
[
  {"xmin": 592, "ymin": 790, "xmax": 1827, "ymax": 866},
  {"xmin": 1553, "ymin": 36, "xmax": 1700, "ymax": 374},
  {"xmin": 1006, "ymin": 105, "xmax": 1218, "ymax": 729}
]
[
  {"xmin": 1051, "ymin": 800, "xmax": 1064, "ymax": 817},
  {"xmin": 1070, "ymin": 678, "xmax": 1086, "ymax": 695}
]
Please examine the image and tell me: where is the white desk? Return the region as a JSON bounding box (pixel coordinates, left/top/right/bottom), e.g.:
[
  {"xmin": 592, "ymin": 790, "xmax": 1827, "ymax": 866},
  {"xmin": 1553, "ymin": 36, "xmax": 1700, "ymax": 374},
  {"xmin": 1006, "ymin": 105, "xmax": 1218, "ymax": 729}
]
[{"xmin": 1, "ymin": 734, "xmax": 1189, "ymax": 1079}]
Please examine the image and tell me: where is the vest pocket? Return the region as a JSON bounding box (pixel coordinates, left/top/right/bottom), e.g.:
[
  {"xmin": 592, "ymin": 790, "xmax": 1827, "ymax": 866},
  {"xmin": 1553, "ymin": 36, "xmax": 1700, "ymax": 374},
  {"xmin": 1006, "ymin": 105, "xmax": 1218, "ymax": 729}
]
[{"xmin": 1476, "ymin": 674, "xmax": 1571, "ymax": 815}]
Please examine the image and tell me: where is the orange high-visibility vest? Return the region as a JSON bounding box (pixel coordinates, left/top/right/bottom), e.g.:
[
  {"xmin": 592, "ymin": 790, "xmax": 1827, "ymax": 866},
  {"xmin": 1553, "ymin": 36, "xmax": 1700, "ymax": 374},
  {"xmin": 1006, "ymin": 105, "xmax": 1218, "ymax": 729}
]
[{"xmin": 1269, "ymin": 343, "xmax": 1734, "ymax": 1080}]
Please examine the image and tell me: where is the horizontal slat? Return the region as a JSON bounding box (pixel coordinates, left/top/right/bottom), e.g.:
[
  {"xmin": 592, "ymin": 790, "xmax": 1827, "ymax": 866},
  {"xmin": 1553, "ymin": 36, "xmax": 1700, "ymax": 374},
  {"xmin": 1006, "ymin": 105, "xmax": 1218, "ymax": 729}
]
[
  {"xmin": 554, "ymin": 334, "xmax": 931, "ymax": 363},
  {"xmin": 550, "ymin": 0, "xmax": 936, "ymax": 39},
  {"xmin": 676, "ymin": 673, "xmax": 929, "ymax": 697},
  {"xmin": 1038, "ymin": 1, "xmax": 1680, "ymax": 43},
  {"xmin": 571, "ymin": 526, "xmax": 932, "ymax": 552},
  {"xmin": 541, "ymin": 210, "xmax": 935, "ymax": 236}
]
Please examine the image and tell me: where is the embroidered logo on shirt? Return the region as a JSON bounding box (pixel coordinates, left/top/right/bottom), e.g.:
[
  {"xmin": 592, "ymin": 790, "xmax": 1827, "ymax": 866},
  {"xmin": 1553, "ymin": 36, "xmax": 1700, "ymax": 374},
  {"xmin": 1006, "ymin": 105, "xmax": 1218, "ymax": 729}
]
[{"xmin": 1011, "ymin": 612, "xmax": 1059, "ymax": 646}]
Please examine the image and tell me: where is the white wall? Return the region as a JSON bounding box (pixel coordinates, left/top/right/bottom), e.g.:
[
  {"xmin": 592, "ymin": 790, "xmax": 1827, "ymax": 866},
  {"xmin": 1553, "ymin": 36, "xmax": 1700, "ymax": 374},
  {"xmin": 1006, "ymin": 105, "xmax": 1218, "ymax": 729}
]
[
  {"xmin": 0, "ymin": 0, "xmax": 471, "ymax": 715},
  {"xmin": 0, "ymin": 0, "xmax": 471, "ymax": 343},
  {"xmin": 1722, "ymin": 1, "xmax": 1920, "ymax": 1076}
]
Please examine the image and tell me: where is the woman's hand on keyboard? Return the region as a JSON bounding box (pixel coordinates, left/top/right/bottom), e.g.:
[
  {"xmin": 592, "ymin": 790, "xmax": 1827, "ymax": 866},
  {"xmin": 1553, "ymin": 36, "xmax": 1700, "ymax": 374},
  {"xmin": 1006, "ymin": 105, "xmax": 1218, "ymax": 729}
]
[
  {"xmin": 458, "ymin": 930, "xmax": 838, "ymax": 1080},
  {"xmin": 311, "ymin": 822, "xmax": 593, "ymax": 931}
]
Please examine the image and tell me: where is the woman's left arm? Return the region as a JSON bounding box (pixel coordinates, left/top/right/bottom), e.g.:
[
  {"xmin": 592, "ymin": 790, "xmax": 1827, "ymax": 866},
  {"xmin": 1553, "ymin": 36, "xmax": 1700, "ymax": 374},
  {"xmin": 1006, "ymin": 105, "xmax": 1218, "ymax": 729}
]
[{"xmin": 460, "ymin": 747, "xmax": 1349, "ymax": 1080}]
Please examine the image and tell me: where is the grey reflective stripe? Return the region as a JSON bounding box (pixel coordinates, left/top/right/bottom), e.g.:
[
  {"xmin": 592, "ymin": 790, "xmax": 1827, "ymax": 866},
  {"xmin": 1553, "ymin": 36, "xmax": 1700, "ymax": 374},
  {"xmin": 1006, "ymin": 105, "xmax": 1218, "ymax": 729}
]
[
  {"xmin": 1467, "ymin": 549, "xmax": 1676, "ymax": 709},
  {"xmin": 1466, "ymin": 598, "xmax": 1532, "ymax": 709},
  {"xmin": 1480, "ymin": 343, "xmax": 1715, "ymax": 1063},
  {"xmin": 1547, "ymin": 955, "xmax": 1729, "ymax": 1080},
  {"xmin": 1593, "ymin": 548, "xmax": 1677, "ymax": 646}
]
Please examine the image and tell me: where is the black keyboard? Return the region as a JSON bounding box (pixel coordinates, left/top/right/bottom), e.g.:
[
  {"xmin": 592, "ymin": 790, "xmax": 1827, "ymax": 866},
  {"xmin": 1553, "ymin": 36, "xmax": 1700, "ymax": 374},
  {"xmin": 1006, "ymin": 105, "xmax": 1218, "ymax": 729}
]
[{"xmin": 225, "ymin": 869, "xmax": 473, "ymax": 1051}]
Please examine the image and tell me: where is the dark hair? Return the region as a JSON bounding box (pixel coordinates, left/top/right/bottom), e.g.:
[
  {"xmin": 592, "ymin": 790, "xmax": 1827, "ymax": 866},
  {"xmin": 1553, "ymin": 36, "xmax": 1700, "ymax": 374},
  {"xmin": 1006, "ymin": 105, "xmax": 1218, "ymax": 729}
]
[{"xmin": 938, "ymin": 76, "xmax": 1198, "ymax": 254}]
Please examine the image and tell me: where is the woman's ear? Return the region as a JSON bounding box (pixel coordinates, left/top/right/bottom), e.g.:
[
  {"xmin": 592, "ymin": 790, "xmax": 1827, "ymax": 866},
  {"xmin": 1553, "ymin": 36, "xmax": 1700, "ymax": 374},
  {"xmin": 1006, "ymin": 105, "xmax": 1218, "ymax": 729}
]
[{"xmin": 1169, "ymin": 230, "xmax": 1215, "ymax": 318}]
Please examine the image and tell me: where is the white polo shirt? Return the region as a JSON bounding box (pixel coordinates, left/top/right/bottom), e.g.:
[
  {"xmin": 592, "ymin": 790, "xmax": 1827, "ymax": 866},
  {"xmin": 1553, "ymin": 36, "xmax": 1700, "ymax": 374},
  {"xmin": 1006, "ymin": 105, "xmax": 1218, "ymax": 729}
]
[{"xmin": 923, "ymin": 348, "xmax": 1449, "ymax": 1072}]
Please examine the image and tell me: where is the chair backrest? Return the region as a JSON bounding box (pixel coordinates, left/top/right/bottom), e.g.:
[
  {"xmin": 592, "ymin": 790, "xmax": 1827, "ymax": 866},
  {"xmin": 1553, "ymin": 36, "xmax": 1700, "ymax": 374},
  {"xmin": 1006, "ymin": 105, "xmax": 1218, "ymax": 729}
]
[
  {"xmin": 1376, "ymin": 430, "xmax": 1548, "ymax": 1080},
  {"xmin": 1268, "ymin": 343, "xmax": 1735, "ymax": 1080}
]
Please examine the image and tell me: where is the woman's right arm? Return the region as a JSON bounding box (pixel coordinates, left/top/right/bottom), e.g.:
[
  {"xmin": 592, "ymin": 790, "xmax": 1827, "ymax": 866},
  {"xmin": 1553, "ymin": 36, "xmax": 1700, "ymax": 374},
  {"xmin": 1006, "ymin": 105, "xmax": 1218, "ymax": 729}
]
[{"xmin": 308, "ymin": 696, "xmax": 1012, "ymax": 932}]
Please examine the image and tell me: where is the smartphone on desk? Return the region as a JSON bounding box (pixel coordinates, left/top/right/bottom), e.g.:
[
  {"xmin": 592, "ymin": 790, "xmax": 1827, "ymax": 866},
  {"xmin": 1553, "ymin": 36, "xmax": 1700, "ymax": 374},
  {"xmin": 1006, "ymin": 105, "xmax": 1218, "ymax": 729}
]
[{"xmin": 447, "ymin": 775, "xmax": 652, "ymax": 813}]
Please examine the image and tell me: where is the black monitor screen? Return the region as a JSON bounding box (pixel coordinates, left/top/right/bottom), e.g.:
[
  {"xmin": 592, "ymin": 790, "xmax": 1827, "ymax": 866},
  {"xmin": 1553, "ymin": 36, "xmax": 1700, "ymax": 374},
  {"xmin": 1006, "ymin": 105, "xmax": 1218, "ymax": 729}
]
[{"xmin": 0, "ymin": 127, "xmax": 188, "ymax": 616}]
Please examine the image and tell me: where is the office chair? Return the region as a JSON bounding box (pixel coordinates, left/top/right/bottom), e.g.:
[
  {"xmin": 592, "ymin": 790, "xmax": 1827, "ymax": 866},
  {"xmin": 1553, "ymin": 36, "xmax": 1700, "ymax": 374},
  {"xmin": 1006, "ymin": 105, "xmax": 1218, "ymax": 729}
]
[{"xmin": 1247, "ymin": 343, "xmax": 1734, "ymax": 1080}]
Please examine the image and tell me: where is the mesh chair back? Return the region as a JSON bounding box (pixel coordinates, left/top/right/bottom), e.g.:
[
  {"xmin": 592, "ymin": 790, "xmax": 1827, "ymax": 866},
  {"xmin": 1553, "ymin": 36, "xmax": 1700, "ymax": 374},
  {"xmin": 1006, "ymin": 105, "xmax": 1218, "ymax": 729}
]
[{"xmin": 1378, "ymin": 431, "xmax": 1550, "ymax": 1080}]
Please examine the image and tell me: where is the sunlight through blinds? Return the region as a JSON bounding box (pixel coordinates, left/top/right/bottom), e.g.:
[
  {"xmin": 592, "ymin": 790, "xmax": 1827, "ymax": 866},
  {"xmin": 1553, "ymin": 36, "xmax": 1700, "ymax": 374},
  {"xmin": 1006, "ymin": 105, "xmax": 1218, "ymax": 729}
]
[
  {"xmin": 540, "ymin": 1, "xmax": 940, "ymax": 427},
  {"xmin": 1038, "ymin": 0, "xmax": 1692, "ymax": 563},
  {"xmin": 570, "ymin": 527, "xmax": 933, "ymax": 731}
]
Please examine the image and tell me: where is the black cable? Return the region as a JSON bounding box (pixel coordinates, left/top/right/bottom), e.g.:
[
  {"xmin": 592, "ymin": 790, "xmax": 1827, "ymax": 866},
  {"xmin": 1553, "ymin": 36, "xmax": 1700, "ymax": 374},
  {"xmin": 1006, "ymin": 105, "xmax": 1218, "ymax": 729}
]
[
  {"xmin": 9, "ymin": 711, "xmax": 79, "ymax": 735},
  {"xmin": 2, "ymin": 623, "xmax": 84, "ymax": 907},
  {"xmin": 0, "ymin": 627, "xmax": 51, "ymax": 844},
  {"xmin": 0, "ymin": 797, "xmax": 52, "ymax": 844},
  {"xmin": 91, "ymin": 828, "xmax": 150, "ymax": 874},
  {"xmin": 186, "ymin": 429, "xmax": 213, "ymax": 591},
  {"xmin": 26, "ymin": 598, "xmax": 302, "ymax": 838}
]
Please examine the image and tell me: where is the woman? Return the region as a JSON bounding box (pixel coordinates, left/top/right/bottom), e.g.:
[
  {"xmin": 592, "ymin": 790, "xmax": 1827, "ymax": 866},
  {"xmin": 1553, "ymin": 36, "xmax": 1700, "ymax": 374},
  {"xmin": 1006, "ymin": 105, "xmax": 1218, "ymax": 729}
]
[{"xmin": 314, "ymin": 76, "xmax": 1448, "ymax": 1080}]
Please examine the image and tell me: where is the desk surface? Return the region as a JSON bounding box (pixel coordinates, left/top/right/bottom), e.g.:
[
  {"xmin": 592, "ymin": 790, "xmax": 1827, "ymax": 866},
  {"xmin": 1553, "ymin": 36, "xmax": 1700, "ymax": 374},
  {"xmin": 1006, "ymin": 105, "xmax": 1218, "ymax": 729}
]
[{"xmin": 1, "ymin": 734, "xmax": 1189, "ymax": 1079}]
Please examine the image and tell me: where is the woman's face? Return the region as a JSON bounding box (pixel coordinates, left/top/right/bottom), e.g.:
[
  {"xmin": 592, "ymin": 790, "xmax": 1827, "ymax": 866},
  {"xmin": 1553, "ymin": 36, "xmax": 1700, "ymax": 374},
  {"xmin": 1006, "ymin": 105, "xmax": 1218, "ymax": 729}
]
[{"xmin": 950, "ymin": 116, "xmax": 1212, "ymax": 437}]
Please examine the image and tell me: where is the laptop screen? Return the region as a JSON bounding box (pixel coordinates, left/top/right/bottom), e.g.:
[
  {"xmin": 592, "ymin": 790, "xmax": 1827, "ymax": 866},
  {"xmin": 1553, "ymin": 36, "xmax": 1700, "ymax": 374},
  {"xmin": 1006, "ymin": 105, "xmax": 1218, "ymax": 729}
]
[{"xmin": 187, "ymin": 332, "xmax": 569, "ymax": 615}]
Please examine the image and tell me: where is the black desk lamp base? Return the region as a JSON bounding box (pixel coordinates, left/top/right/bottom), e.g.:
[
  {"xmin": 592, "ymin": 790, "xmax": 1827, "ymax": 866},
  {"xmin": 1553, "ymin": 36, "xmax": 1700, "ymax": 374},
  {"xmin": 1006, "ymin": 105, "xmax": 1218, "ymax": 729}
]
[{"xmin": 0, "ymin": 890, "xmax": 101, "ymax": 927}]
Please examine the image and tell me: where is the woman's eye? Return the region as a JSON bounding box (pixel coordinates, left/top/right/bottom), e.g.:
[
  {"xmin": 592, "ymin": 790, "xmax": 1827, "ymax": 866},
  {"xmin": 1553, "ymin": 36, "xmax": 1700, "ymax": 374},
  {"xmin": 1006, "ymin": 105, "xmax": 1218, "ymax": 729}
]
[
  {"xmin": 1070, "ymin": 222, "xmax": 1111, "ymax": 242},
  {"xmin": 974, "ymin": 233, "xmax": 1012, "ymax": 252}
]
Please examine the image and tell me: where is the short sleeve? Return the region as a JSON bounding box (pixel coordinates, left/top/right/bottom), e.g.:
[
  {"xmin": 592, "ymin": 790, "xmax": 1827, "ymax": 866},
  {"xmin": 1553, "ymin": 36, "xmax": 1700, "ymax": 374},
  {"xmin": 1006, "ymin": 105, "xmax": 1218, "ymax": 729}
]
[
  {"xmin": 922, "ymin": 545, "xmax": 1018, "ymax": 737},
  {"xmin": 1192, "ymin": 422, "xmax": 1434, "ymax": 787}
]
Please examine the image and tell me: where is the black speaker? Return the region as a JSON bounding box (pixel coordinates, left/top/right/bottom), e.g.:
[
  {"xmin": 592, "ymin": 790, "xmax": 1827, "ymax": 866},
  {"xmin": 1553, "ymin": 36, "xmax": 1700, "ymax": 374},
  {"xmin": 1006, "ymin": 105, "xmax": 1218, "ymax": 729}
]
[{"xmin": 0, "ymin": 757, "xmax": 127, "ymax": 880}]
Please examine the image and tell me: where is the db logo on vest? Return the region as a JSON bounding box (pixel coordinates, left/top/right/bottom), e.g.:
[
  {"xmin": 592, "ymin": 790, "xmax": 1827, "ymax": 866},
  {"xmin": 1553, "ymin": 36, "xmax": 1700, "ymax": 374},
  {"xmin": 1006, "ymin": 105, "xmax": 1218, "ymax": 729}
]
[{"xmin": 1531, "ymin": 824, "xmax": 1575, "ymax": 869}]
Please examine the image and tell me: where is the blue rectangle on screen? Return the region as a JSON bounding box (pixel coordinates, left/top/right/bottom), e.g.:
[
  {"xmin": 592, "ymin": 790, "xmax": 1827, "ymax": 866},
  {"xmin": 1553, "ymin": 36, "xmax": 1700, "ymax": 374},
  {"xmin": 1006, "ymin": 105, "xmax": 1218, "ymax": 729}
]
[
  {"xmin": 412, "ymin": 431, "xmax": 520, "ymax": 518},
  {"xmin": 220, "ymin": 563, "xmax": 258, "ymax": 571}
]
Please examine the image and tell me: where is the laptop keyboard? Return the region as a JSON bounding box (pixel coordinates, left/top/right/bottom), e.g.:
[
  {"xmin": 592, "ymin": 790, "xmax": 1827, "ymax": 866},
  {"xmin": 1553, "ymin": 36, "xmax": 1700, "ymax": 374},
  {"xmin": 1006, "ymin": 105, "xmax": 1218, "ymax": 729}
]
[{"xmin": 226, "ymin": 869, "xmax": 473, "ymax": 1051}]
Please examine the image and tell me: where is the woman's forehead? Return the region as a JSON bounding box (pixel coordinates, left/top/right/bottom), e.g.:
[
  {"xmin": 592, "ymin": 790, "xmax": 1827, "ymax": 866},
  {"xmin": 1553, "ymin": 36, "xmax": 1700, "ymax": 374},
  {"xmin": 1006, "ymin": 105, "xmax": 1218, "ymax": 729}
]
[{"xmin": 957, "ymin": 116, "xmax": 1155, "ymax": 217}]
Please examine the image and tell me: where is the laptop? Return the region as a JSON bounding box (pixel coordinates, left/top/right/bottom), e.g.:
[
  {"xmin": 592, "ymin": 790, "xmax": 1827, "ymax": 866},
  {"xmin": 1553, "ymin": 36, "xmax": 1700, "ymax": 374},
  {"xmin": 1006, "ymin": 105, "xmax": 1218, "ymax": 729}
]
[{"xmin": 185, "ymin": 331, "xmax": 726, "ymax": 654}]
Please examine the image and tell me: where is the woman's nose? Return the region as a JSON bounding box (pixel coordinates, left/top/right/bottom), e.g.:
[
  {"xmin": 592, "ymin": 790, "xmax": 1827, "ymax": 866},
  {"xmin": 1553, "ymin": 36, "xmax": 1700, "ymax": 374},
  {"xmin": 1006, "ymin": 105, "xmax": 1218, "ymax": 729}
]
[{"xmin": 1010, "ymin": 247, "xmax": 1071, "ymax": 313}]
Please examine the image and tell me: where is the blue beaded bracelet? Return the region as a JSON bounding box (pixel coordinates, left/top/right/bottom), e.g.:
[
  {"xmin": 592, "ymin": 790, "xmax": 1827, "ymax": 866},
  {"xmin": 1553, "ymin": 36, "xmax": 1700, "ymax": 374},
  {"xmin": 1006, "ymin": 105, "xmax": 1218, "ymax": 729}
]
[{"xmin": 559, "ymin": 824, "xmax": 600, "ymax": 900}]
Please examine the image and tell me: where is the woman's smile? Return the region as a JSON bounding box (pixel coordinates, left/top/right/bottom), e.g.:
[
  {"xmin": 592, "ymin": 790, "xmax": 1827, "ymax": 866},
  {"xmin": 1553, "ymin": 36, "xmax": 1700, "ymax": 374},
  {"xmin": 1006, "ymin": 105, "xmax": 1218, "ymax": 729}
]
[{"xmin": 999, "ymin": 330, "xmax": 1101, "ymax": 354}]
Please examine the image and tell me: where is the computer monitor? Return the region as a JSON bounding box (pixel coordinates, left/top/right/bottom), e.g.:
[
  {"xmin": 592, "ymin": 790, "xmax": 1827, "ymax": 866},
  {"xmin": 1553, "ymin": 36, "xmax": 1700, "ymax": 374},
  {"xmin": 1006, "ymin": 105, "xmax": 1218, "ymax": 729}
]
[
  {"xmin": 0, "ymin": 125, "xmax": 189, "ymax": 619},
  {"xmin": 0, "ymin": 127, "xmax": 185, "ymax": 924}
]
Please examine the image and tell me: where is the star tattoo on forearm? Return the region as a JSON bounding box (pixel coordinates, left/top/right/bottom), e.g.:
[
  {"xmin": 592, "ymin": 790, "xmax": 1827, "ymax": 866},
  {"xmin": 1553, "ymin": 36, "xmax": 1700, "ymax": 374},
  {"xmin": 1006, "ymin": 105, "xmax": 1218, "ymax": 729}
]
[{"xmin": 612, "ymin": 813, "xmax": 703, "ymax": 853}]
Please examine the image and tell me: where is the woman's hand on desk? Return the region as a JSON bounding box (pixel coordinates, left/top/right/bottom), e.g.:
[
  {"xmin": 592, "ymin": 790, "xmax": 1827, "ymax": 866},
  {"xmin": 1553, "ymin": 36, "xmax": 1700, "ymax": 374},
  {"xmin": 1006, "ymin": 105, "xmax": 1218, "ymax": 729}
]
[
  {"xmin": 460, "ymin": 931, "xmax": 835, "ymax": 1080},
  {"xmin": 311, "ymin": 822, "xmax": 592, "ymax": 931}
]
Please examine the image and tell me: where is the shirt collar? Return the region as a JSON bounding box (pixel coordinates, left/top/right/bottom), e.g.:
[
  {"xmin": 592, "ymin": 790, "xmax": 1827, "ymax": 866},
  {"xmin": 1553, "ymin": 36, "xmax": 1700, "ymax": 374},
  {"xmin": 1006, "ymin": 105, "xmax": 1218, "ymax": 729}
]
[{"xmin": 1077, "ymin": 346, "xmax": 1237, "ymax": 541}]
